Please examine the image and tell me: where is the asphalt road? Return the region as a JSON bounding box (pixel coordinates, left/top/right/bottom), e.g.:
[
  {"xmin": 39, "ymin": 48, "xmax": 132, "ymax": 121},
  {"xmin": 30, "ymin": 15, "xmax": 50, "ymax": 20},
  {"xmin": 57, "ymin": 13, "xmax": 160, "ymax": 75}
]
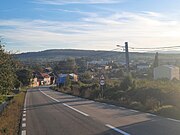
[{"xmin": 21, "ymin": 86, "xmax": 180, "ymax": 135}]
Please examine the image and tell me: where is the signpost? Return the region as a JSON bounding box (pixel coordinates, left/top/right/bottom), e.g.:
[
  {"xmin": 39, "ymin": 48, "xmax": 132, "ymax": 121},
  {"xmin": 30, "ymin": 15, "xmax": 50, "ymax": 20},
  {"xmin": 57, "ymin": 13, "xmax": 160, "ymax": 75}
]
[{"xmin": 99, "ymin": 74, "xmax": 105, "ymax": 98}]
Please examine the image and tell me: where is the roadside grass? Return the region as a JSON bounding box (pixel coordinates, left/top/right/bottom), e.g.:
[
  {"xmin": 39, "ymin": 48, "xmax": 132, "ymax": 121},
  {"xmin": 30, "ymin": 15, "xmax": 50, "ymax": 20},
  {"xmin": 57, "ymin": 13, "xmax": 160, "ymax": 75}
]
[
  {"xmin": 0, "ymin": 96, "xmax": 7, "ymax": 104},
  {"xmin": 0, "ymin": 92, "xmax": 25, "ymax": 135}
]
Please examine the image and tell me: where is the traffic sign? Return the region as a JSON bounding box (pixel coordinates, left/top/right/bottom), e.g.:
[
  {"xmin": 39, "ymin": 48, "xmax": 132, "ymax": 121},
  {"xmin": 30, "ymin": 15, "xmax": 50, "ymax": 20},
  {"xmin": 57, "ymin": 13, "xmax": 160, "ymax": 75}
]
[
  {"xmin": 100, "ymin": 80, "xmax": 105, "ymax": 86},
  {"xmin": 100, "ymin": 74, "xmax": 105, "ymax": 80}
]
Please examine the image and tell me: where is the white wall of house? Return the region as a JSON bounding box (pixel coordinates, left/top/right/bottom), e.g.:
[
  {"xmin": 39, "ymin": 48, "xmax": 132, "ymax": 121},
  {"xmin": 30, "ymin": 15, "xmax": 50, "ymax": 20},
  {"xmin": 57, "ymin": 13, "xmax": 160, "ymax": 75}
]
[
  {"xmin": 154, "ymin": 65, "xmax": 179, "ymax": 80},
  {"xmin": 43, "ymin": 77, "xmax": 51, "ymax": 85}
]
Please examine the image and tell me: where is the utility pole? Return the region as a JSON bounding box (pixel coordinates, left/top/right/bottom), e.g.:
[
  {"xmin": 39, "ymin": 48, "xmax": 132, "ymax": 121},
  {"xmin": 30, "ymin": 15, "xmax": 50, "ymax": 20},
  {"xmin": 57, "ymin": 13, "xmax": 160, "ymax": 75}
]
[
  {"xmin": 153, "ymin": 52, "xmax": 159, "ymax": 68},
  {"xmin": 125, "ymin": 42, "xmax": 130, "ymax": 73}
]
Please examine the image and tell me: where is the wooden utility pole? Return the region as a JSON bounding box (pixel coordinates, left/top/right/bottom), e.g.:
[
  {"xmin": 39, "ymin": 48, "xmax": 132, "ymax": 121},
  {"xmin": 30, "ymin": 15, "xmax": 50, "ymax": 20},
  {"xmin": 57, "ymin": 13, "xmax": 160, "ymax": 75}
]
[{"xmin": 125, "ymin": 42, "xmax": 130, "ymax": 73}]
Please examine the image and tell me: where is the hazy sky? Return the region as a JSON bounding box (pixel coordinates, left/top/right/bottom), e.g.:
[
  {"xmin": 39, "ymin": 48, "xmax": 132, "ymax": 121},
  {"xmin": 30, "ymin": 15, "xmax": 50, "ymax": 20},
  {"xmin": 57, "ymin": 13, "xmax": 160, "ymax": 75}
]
[{"xmin": 1, "ymin": 0, "xmax": 180, "ymax": 52}]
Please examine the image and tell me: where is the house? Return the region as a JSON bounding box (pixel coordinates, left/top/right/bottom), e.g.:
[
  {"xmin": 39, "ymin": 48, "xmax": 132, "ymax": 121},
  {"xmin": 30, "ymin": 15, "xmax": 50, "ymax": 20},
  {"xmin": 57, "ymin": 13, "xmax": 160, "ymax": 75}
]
[
  {"xmin": 56, "ymin": 73, "xmax": 78, "ymax": 86},
  {"xmin": 136, "ymin": 63, "xmax": 150, "ymax": 71},
  {"xmin": 31, "ymin": 77, "xmax": 40, "ymax": 87},
  {"xmin": 154, "ymin": 65, "xmax": 179, "ymax": 80},
  {"xmin": 41, "ymin": 73, "xmax": 51, "ymax": 85},
  {"xmin": 69, "ymin": 73, "xmax": 78, "ymax": 82}
]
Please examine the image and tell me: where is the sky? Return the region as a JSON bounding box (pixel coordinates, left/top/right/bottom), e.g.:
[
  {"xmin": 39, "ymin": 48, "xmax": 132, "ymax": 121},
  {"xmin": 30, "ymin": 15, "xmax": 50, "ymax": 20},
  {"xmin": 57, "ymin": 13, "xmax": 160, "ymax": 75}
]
[{"xmin": 1, "ymin": 0, "xmax": 180, "ymax": 52}]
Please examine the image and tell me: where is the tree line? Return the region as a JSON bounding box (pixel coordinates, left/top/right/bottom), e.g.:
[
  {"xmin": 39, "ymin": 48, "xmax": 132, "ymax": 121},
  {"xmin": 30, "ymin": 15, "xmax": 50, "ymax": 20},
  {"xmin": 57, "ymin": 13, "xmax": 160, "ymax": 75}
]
[{"xmin": 0, "ymin": 44, "xmax": 32, "ymax": 95}]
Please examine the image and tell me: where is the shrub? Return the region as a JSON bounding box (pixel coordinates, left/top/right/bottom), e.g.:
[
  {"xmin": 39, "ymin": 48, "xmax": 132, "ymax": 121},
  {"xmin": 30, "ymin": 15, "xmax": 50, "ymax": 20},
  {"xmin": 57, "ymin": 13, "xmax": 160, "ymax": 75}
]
[
  {"xmin": 120, "ymin": 74, "xmax": 136, "ymax": 91},
  {"xmin": 154, "ymin": 105, "xmax": 180, "ymax": 119},
  {"xmin": 129, "ymin": 101, "xmax": 145, "ymax": 111}
]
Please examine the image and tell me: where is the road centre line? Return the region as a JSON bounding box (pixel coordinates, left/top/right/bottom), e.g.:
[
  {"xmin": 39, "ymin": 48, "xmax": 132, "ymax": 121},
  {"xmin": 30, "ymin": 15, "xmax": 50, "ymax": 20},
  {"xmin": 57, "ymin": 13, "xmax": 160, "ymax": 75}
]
[
  {"xmin": 106, "ymin": 124, "xmax": 131, "ymax": 135},
  {"xmin": 40, "ymin": 90, "xmax": 59, "ymax": 102},
  {"xmin": 63, "ymin": 103, "xmax": 89, "ymax": 117},
  {"xmin": 40, "ymin": 90, "xmax": 89, "ymax": 117}
]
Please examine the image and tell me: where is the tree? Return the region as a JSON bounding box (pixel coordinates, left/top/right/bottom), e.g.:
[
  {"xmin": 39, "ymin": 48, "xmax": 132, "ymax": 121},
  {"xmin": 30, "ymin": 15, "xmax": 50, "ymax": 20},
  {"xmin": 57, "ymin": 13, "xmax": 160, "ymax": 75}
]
[
  {"xmin": 16, "ymin": 69, "xmax": 32, "ymax": 86},
  {"xmin": 0, "ymin": 44, "xmax": 17, "ymax": 94}
]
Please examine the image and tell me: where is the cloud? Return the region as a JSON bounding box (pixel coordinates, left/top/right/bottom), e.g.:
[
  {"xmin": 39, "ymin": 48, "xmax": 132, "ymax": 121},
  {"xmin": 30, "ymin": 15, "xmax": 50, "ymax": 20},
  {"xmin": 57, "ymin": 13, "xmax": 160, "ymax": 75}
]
[
  {"xmin": 33, "ymin": 0, "xmax": 124, "ymax": 5},
  {"xmin": 1, "ymin": 11, "xmax": 180, "ymax": 52}
]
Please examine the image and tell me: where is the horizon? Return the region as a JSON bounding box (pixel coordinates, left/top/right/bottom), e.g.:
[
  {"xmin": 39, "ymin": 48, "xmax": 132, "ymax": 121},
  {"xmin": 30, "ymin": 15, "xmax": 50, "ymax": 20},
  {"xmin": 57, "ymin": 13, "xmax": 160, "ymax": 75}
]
[
  {"xmin": 1, "ymin": 0, "xmax": 180, "ymax": 53},
  {"xmin": 15, "ymin": 48, "xmax": 180, "ymax": 55}
]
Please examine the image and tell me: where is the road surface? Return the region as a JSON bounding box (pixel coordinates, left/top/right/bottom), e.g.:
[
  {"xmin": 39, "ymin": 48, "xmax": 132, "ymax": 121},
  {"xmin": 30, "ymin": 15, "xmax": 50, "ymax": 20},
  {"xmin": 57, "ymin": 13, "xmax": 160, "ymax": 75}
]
[{"xmin": 21, "ymin": 86, "xmax": 180, "ymax": 135}]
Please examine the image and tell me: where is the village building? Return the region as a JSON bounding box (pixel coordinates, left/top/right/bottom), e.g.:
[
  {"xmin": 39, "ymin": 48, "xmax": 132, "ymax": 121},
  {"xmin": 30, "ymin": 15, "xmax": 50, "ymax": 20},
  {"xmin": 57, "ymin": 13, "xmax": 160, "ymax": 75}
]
[{"xmin": 154, "ymin": 65, "xmax": 179, "ymax": 80}]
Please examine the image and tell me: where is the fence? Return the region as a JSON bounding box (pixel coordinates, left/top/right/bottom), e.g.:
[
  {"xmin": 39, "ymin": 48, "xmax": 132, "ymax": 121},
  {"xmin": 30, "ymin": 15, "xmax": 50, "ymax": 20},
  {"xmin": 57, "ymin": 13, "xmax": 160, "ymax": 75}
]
[{"xmin": 0, "ymin": 101, "xmax": 8, "ymax": 113}]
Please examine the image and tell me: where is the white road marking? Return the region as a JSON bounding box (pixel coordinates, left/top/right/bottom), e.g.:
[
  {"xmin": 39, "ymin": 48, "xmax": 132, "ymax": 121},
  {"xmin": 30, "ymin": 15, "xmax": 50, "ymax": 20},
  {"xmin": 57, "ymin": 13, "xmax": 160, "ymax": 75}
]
[
  {"xmin": 22, "ymin": 123, "xmax": 26, "ymax": 128},
  {"xmin": 109, "ymin": 105, "xmax": 116, "ymax": 107},
  {"xmin": 40, "ymin": 89, "xmax": 89, "ymax": 117},
  {"xmin": 40, "ymin": 90, "xmax": 59, "ymax": 102},
  {"xmin": 21, "ymin": 130, "xmax": 26, "ymax": 135},
  {"xmin": 63, "ymin": 103, "xmax": 89, "ymax": 117},
  {"xmin": 106, "ymin": 124, "xmax": 131, "ymax": 135},
  {"xmin": 167, "ymin": 118, "xmax": 180, "ymax": 123},
  {"xmin": 22, "ymin": 118, "xmax": 26, "ymax": 122},
  {"xmin": 118, "ymin": 107, "xmax": 125, "ymax": 109},
  {"xmin": 23, "ymin": 111, "xmax": 26, "ymax": 113},
  {"xmin": 130, "ymin": 109, "xmax": 139, "ymax": 113},
  {"xmin": 24, "ymin": 92, "xmax": 27, "ymax": 109},
  {"xmin": 146, "ymin": 113, "xmax": 156, "ymax": 117},
  {"xmin": 23, "ymin": 114, "xmax": 26, "ymax": 117}
]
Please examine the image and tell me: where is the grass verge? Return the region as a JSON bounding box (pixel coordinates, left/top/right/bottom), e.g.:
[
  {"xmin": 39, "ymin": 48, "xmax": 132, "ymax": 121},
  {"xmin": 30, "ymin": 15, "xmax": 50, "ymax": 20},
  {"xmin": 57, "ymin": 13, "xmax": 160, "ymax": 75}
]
[{"xmin": 0, "ymin": 92, "xmax": 26, "ymax": 135}]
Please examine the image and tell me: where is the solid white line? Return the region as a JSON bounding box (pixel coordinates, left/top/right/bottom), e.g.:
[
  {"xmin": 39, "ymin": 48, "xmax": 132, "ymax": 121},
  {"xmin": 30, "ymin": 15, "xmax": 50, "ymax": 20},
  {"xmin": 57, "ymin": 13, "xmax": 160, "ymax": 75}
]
[
  {"xmin": 167, "ymin": 118, "xmax": 180, "ymax": 123},
  {"xmin": 40, "ymin": 90, "xmax": 59, "ymax": 102},
  {"xmin": 106, "ymin": 124, "xmax": 131, "ymax": 135},
  {"xmin": 22, "ymin": 123, "xmax": 26, "ymax": 128},
  {"xmin": 21, "ymin": 130, "xmax": 26, "ymax": 135},
  {"xmin": 63, "ymin": 103, "xmax": 89, "ymax": 117}
]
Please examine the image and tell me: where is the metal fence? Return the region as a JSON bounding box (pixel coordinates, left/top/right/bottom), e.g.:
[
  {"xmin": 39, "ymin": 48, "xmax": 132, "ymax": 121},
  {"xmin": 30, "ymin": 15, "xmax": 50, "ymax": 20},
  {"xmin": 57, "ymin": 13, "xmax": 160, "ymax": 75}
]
[{"xmin": 0, "ymin": 101, "xmax": 8, "ymax": 113}]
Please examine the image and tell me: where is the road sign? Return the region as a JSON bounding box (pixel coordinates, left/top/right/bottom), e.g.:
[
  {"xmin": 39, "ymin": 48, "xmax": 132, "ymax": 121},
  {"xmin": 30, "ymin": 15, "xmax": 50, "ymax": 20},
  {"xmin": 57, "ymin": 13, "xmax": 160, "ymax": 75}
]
[
  {"xmin": 100, "ymin": 80, "xmax": 105, "ymax": 86},
  {"xmin": 100, "ymin": 74, "xmax": 105, "ymax": 80}
]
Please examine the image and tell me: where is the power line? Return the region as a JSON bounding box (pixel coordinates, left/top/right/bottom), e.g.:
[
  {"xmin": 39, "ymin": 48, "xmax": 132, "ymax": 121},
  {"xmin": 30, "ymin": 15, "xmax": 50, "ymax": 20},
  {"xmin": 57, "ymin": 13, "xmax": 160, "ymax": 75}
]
[{"xmin": 129, "ymin": 45, "xmax": 180, "ymax": 50}]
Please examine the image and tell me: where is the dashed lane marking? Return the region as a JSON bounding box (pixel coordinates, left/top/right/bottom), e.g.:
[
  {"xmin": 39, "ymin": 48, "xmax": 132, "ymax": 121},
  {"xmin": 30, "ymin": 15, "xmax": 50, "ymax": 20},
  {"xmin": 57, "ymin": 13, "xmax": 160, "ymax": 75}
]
[
  {"xmin": 21, "ymin": 130, "xmax": 26, "ymax": 135},
  {"xmin": 22, "ymin": 123, "xmax": 26, "ymax": 128}
]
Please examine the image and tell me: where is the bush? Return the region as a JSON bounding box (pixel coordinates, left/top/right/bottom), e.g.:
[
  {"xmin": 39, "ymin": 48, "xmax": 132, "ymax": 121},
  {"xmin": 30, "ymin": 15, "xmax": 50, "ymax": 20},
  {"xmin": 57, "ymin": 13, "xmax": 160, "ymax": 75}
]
[
  {"xmin": 145, "ymin": 97, "xmax": 161, "ymax": 111},
  {"xmin": 90, "ymin": 89, "xmax": 101, "ymax": 99},
  {"xmin": 154, "ymin": 105, "xmax": 180, "ymax": 119},
  {"xmin": 0, "ymin": 96, "xmax": 7, "ymax": 104},
  {"xmin": 120, "ymin": 74, "xmax": 136, "ymax": 91},
  {"xmin": 129, "ymin": 101, "xmax": 145, "ymax": 111}
]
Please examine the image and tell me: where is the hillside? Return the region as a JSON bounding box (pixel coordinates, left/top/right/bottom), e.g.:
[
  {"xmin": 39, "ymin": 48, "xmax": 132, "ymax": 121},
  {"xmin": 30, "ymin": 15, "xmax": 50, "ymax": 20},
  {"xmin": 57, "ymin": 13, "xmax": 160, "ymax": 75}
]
[
  {"xmin": 15, "ymin": 49, "xmax": 121, "ymax": 61},
  {"xmin": 15, "ymin": 49, "xmax": 180, "ymax": 64}
]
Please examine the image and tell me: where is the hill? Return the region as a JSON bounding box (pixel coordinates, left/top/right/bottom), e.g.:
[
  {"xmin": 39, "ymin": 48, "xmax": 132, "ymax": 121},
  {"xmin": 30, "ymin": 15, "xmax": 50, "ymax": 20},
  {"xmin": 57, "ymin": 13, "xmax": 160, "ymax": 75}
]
[{"xmin": 15, "ymin": 49, "xmax": 180, "ymax": 64}]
